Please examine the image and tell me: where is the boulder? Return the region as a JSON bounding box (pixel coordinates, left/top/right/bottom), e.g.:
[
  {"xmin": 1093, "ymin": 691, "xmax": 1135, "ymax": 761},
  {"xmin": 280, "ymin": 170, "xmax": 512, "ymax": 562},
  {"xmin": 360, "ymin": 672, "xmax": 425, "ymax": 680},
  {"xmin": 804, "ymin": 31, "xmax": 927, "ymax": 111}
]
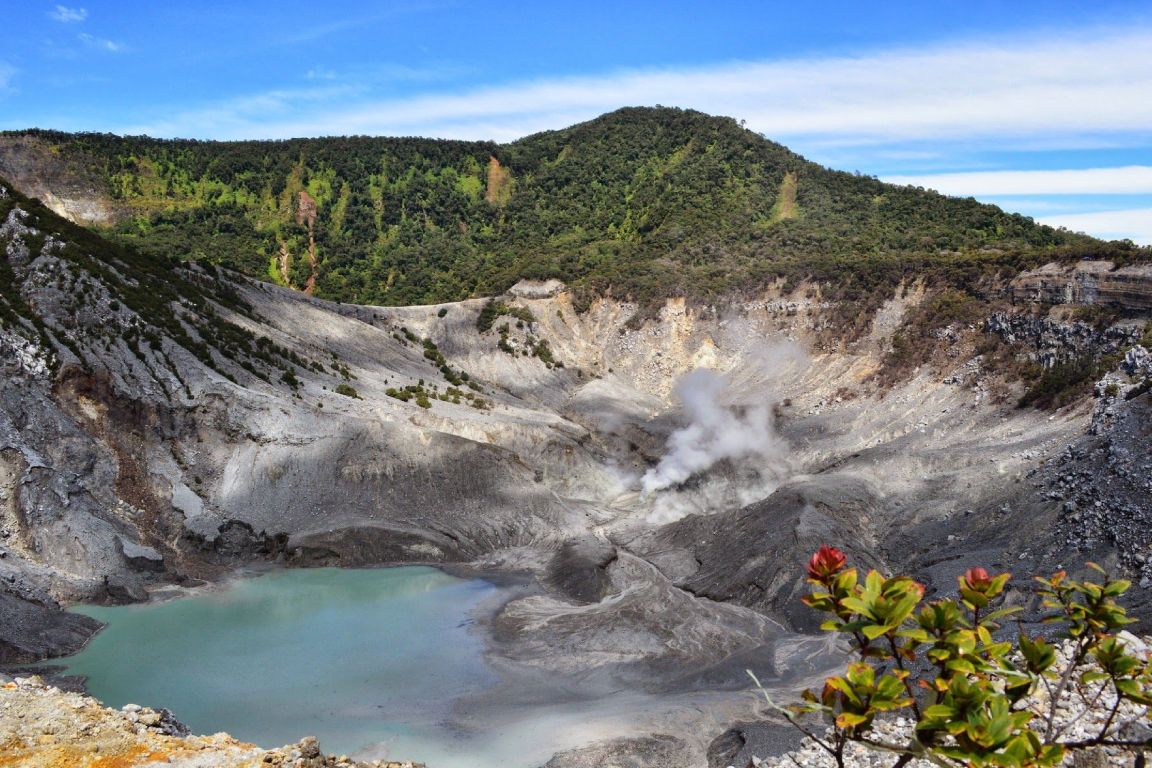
[
  {"xmin": 116, "ymin": 536, "xmax": 164, "ymax": 572},
  {"xmin": 104, "ymin": 573, "xmax": 148, "ymax": 604}
]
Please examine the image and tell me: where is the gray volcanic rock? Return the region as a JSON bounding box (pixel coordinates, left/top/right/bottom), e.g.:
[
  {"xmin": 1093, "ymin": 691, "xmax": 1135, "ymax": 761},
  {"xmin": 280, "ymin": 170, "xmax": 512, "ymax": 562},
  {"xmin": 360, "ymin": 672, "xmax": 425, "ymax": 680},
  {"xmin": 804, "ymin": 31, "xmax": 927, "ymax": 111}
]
[
  {"xmin": 542, "ymin": 734, "xmax": 697, "ymax": 768},
  {"xmin": 706, "ymin": 720, "xmax": 804, "ymax": 768},
  {"xmin": 103, "ymin": 573, "xmax": 148, "ymax": 604},
  {"xmin": 1041, "ymin": 388, "xmax": 1152, "ymax": 585},
  {"xmin": 547, "ymin": 535, "xmax": 618, "ymax": 603},
  {"xmin": 633, "ymin": 474, "xmax": 883, "ymax": 632},
  {"xmin": 0, "ymin": 592, "xmax": 101, "ymax": 663},
  {"xmin": 116, "ymin": 536, "xmax": 164, "ymax": 571},
  {"xmin": 985, "ymin": 311, "xmax": 1144, "ymax": 367},
  {"xmin": 493, "ymin": 552, "xmax": 839, "ymax": 693}
]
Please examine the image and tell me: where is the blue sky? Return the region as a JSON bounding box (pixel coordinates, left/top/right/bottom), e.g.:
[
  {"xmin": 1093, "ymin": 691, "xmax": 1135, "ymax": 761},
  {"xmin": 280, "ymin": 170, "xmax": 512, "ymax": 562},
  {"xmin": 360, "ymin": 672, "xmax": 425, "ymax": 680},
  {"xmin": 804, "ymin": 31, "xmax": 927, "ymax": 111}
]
[{"xmin": 3, "ymin": 1, "xmax": 1151, "ymax": 243}]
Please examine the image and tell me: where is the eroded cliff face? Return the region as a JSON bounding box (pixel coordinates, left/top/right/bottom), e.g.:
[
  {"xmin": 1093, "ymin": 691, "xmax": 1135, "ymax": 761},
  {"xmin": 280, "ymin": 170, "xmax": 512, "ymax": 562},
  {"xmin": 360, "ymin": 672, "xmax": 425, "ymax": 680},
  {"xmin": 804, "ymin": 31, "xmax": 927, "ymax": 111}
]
[
  {"xmin": 0, "ymin": 137, "xmax": 122, "ymax": 226},
  {"xmin": 1011, "ymin": 260, "xmax": 1152, "ymax": 311}
]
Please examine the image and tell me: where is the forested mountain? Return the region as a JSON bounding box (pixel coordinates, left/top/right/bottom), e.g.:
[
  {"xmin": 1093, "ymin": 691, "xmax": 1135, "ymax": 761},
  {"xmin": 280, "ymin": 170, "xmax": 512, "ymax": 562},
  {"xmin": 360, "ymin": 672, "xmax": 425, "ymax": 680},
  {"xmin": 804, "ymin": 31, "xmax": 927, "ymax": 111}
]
[{"xmin": 0, "ymin": 108, "xmax": 1142, "ymax": 308}]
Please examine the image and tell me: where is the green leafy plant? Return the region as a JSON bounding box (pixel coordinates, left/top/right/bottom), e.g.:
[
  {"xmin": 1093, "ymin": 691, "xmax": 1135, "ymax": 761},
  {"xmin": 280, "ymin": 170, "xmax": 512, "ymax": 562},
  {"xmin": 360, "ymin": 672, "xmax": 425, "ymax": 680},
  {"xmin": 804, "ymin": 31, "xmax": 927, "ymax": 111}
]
[{"xmin": 752, "ymin": 547, "xmax": 1152, "ymax": 767}]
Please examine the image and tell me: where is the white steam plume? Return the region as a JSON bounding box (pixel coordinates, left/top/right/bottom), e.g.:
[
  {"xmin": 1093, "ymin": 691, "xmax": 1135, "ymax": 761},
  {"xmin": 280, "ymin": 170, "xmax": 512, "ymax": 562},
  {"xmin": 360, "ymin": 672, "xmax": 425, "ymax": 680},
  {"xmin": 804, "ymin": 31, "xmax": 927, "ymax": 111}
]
[{"xmin": 641, "ymin": 368, "xmax": 786, "ymax": 496}]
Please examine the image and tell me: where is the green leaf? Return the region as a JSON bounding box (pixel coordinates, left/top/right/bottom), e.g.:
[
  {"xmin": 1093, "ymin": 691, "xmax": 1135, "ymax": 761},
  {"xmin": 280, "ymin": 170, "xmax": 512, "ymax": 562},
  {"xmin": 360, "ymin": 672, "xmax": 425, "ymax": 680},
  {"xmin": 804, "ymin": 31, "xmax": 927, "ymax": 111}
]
[
  {"xmin": 1103, "ymin": 579, "xmax": 1131, "ymax": 597},
  {"xmin": 835, "ymin": 711, "xmax": 868, "ymax": 728},
  {"xmin": 946, "ymin": 657, "xmax": 976, "ymax": 675},
  {"xmin": 983, "ymin": 606, "xmax": 1023, "ymax": 622},
  {"xmin": 897, "ymin": 627, "xmax": 931, "ymax": 643},
  {"xmin": 839, "ymin": 596, "xmax": 875, "ymax": 619},
  {"xmin": 922, "ymin": 704, "xmax": 956, "ymax": 720}
]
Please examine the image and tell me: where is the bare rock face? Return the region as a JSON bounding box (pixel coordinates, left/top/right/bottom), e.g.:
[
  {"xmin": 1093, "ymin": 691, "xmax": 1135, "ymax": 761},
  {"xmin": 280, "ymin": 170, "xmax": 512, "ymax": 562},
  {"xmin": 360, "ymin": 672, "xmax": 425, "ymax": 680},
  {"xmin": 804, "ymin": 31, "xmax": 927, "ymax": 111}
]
[
  {"xmin": 0, "ymin": 136, "xmax": 121, "ymax": 226},
  {"xmin": 509, "ymin": 278, "xmax": 568, "ymax": 299},
  {"xmin": 1040, "ymin": 388, "xmax": 1152, "ymax": 587},
  {"xmin": 1011, "ymin": 261, "xmax": 1152, "ymax": 311},
  {"xmin": 493, "ymin": 552, "xmax": 839, "ymax": 694},
  {"xmin": 985, "ymin": 312, "xmax": 1145, "ymax": 367}
]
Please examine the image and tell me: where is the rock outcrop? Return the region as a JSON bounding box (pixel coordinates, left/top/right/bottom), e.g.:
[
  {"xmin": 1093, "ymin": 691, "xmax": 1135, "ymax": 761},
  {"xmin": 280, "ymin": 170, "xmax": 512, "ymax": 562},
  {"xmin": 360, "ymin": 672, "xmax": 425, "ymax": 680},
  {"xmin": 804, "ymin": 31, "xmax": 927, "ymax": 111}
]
[
  {"xmin": 986, "ymin": 311, "xmax": 1144, "ymax": 367},
  {"xmin": 1011, "ymin": 260, "xmax": 1152, "ymax": 311},
  {"xmin": 0, "ymin": 594, "xmax": 101, "ymax": 663},
  {"xmin": 0, "ymin": 136, "xmax": 121, "ymax": 226}
]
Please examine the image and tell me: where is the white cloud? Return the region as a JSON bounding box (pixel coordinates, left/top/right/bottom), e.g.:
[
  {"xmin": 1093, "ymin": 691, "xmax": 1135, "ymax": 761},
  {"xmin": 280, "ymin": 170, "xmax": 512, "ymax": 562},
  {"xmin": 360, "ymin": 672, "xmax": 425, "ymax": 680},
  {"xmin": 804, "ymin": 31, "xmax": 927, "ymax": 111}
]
[
  {"xmin": 883, "ymin": 167, "xmax": 1152, "ymax": 196},
  {"xmin": 78, "ymin": 33, "xmax": 123, "ymax": 53},
  {"xmin": 123, "ymin": 26, "xmax": 1152, "ymax": 145},
  {"xmin": 1039, "ymin": 208, "xmax": 1152, "ymax": 245},
  {"xmin": 49, "ymin": 5, "xmax": 87, "ymax": 23}
]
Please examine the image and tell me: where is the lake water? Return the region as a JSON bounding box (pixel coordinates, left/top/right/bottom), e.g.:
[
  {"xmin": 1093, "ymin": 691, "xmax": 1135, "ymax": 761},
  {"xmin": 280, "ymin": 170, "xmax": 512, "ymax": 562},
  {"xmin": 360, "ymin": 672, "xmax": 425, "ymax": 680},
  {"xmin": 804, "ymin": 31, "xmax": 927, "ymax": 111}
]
[{"xmin": 63, "ymin": 566, "xmax": 518, "ymax": 766}]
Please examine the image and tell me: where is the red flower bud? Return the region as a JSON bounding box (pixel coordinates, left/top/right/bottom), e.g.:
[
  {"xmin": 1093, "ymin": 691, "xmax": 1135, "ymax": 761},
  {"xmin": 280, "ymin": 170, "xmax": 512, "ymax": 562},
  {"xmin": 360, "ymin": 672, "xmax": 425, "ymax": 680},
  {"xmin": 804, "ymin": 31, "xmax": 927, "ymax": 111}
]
[
  {"xmin": 962, "ymin": 567, "xmax": 992, "ymax": 591},
  {"xmin": 807, "ymin": 545, "xmax": 847, "ymax": 582}
]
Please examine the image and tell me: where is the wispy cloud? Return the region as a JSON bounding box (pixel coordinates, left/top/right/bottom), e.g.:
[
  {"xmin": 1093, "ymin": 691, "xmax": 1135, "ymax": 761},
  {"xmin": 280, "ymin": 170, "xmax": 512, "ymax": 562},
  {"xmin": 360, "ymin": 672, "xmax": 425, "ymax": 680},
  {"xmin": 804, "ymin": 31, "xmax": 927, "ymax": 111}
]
[
  {"xmin": 49, "ymin": 5, "xmax": 87, "ymax": 23},
  {"xmin": 123, "ymin": 25, "xmax": 1152, "ymax": 145},
  {"xmin": 0, "ymin": 63, "xmax": 15, "ymax": 97},
  {"xmin": 78, "ymin": 33, "xmax": 123, "ymax": 53},
  {"xmin": 883, "ymin": 167, "xmax": 1152, "ymax": 196},
  {"xmin": 304, "ymin": 63, "xmax": 467, "ymax": 85},
  {"xmin": 127, "ymin": 84, "xmax": 365, "ymax": 138},
  {"xmin": 277, "ymin": 3, "xmax": 447, "ymax": 45},
  {"xmin": 305, "ymin": 67, "xmax": 338, "ymax": 81},
  {"xmin": 1039, "ymin": 208, "xmax": 1152, "ymax": 245}
]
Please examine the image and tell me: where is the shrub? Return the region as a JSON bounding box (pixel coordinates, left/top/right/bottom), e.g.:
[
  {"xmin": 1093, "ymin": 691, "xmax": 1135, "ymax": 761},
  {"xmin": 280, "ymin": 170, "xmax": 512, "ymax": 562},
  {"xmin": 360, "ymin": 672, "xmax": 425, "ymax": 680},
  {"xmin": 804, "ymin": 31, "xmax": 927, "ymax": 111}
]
[
  {"xmin": 477, "ymin": 299, "xmax": 535, "ymax": 332},
  {"xmin": 754, "ymin": 547, "xmax": 1152, "ymax": 768},
  {"xmin": 334, "ymin": 383, "xmax": 360, "ymax": 399},
  {"xmin": 1018, "ymin": 356, "xmax": 1112, "ymax": 410}
]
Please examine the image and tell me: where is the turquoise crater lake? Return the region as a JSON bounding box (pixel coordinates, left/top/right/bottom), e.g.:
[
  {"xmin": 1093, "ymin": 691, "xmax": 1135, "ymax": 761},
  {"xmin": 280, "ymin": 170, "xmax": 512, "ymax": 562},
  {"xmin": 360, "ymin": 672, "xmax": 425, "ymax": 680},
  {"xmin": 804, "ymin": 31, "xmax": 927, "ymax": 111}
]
[{"xmin": 63, "ymin": 566, "xmax": 508, "ymax": 766}]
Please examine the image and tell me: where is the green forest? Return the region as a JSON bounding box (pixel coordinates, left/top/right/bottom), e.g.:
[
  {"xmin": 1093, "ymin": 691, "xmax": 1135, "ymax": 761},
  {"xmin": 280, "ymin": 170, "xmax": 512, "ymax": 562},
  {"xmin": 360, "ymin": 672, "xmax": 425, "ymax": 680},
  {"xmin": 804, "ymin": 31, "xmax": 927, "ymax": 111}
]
[{"xmin": 4, "ymin": 108, "xmax": 1146, "ymax": 309}]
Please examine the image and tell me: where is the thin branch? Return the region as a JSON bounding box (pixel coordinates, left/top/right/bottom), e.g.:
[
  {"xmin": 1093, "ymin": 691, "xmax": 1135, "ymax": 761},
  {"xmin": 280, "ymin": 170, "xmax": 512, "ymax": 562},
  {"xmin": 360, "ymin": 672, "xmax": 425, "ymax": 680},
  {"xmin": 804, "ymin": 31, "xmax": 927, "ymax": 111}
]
[
  {"xmin": 886, "ymin": 635, "xmax": 923, "ymax": 719},
  {"xmin": 747, "ymin": 671, "xmax": 839, "ymax": 759},
  {"xmin": 1060, "ymin": 738, "xmax": 1152, "ymax": 749},
  {"xmin": 1044, "ymin": 635, "xmax": 1092, "ymax": 741},
  {"xmin": 1093, "ymin": 693, "xmax": 1124, "ymax": 743},
  {"xmin": 1049, "ymin": 678, "xmax": 1109, "ymax": 741},
  {"xmin": 856, "ymin": 736, "xmax": 912, "ymax": 753}
]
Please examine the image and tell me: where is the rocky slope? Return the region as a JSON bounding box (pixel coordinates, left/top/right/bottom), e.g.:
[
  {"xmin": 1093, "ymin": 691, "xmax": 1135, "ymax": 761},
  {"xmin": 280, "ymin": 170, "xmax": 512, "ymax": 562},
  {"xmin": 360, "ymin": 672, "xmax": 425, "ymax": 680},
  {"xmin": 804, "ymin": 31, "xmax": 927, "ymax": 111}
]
[{"xmin": 1, "ymin": 173, "xmax": 1151, "ymax": 766}]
